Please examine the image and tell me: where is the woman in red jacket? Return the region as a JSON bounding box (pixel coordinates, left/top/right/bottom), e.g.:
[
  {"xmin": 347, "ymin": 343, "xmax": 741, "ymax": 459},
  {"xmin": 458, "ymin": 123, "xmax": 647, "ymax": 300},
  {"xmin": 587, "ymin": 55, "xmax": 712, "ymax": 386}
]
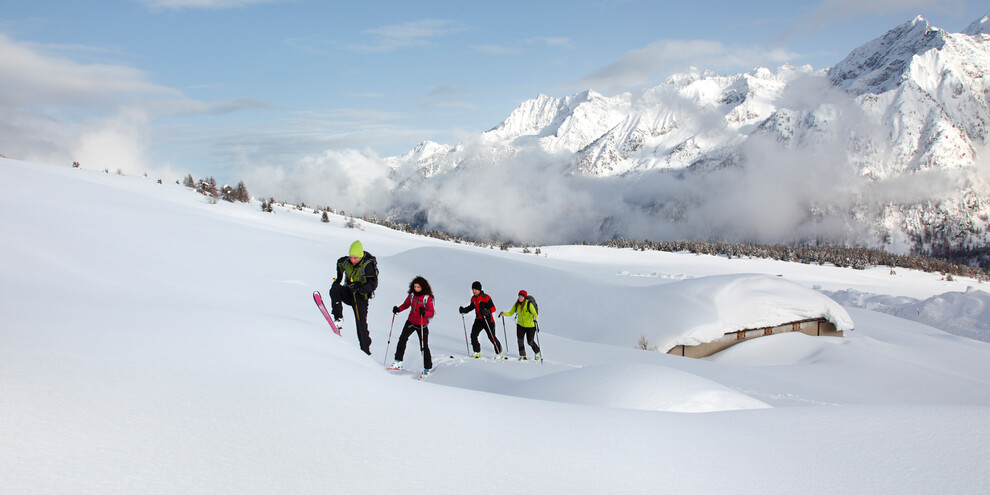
[{"xmin": 391, "ymin": 276, "xmax": 436, "ymax": 373}]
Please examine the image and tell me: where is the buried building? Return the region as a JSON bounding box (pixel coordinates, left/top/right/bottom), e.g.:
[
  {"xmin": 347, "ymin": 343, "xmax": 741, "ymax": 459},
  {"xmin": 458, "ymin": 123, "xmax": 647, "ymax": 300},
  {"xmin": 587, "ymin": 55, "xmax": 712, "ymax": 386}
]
[{"xmin": 651, "ymin": 274, "xmax": 854, "ymax": 358}]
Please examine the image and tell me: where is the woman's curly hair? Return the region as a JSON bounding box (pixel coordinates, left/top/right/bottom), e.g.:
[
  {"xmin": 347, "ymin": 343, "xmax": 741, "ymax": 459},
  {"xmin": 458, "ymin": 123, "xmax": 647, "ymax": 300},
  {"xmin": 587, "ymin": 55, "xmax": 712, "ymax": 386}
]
[{"xmin": 408, "ymin": 276, "xmax": 433, "ymax": 297}]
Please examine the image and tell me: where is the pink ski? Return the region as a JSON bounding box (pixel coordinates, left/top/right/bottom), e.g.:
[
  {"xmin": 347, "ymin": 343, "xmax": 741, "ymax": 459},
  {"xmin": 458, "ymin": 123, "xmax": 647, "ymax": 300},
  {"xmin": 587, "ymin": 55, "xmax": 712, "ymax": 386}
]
[{"xmin": 313, "ymin": 291, "xmax": 341, "ymax": 336}]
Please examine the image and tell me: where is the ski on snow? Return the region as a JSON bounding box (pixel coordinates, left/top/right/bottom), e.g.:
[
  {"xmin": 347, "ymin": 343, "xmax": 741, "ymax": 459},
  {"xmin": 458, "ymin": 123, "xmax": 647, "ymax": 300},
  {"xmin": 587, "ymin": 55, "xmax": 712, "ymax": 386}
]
[
  {"xmin": 313, "ymin": 291, "xmax": 341, "ymax": 336},
  {"xmin": 386, "ymin": 367, "xmax": 429, "ymax": 380}
]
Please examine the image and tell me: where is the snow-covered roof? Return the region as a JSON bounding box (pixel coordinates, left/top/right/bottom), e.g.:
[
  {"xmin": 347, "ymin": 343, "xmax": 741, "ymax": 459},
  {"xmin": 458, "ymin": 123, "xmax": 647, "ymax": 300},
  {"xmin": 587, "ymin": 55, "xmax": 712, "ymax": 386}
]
[{"xmin": 654, "ymin": 274, "xmax": 854, "ymax": 352}]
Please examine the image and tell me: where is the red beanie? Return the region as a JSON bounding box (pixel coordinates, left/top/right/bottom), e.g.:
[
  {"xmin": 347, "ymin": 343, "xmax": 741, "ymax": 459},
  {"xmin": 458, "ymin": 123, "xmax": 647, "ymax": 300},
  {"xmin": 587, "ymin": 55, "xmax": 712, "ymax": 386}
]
[{"xmin": 518, "ymin": 290, "xmax": 528, "ymax": 297}]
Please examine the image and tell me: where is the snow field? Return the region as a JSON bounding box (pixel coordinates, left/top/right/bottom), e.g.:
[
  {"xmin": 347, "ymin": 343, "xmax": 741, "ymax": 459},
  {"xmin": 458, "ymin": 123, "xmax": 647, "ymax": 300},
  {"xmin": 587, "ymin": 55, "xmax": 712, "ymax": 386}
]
[{"xmin": 1, "ymin": 158, "xmax": 989, "ymax": 493}]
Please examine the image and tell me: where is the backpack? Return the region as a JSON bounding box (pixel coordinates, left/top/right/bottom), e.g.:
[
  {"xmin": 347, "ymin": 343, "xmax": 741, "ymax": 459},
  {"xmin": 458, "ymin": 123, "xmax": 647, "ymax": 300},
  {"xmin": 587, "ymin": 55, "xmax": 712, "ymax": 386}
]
[
  {"xmin": 525, "ymin": 294, "xmax": 538, "ymax": 315},
  {"xmin": 363, "ymin": 252, "xmax": 379, "ymax": 297}
]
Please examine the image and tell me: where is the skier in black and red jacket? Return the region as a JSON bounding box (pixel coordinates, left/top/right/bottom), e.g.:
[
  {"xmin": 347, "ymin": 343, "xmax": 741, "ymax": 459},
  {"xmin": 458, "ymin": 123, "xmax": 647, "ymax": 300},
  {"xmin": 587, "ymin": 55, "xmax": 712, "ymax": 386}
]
[{"xmin": 458, "ymin": 281, "xmax": 504, "ymax": 359}]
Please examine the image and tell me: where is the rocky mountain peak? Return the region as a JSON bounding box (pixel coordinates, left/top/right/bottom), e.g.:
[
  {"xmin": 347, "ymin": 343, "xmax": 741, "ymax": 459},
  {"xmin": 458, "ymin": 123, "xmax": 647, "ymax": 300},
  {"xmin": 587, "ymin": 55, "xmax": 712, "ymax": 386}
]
[
  {"xmin": 828, "ymin": 16, "xmax": 947, "ymax": 95},
  {"xmin": 964, "ymin": 11, "xmax": 990, "ymax": 36}
]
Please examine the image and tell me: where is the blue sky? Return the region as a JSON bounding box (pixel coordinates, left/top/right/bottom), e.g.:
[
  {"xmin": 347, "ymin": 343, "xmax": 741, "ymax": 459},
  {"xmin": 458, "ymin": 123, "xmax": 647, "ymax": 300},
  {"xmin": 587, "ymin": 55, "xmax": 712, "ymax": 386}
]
[{"xmin": 1, "ymin": 0, "xmax": 986, "ymax": 188}]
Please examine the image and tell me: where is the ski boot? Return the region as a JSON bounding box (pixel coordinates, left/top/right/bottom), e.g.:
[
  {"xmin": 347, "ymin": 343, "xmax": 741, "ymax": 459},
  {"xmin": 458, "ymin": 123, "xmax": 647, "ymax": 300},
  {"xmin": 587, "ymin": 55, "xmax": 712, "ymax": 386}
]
[
  {"xmin": 389, "ymin": 361, "xmax": 403, "ymax": 370},
  {"xmin": 470, "ymin": 352, "xmax": 481, "ymax": 358}
]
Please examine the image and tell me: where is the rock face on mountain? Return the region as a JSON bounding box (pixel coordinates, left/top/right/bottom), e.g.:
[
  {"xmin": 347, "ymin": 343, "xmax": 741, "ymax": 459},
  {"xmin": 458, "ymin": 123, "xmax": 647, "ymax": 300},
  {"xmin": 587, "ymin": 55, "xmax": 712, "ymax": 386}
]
[{"xmin": 384, "ymin": 13, "xmax": 990, "ymax": 256}]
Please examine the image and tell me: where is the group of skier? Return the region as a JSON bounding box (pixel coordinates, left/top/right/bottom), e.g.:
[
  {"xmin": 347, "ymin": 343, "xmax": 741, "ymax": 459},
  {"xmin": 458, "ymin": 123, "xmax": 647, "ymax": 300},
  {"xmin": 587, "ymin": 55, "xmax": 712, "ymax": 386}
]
[
  {"xmin": 328, "ymin": 240, "xmax": 541, "ymax": 375},
  {"xmin": 458, "ymin": 281, "xmax": 541, "ymax": 361}
]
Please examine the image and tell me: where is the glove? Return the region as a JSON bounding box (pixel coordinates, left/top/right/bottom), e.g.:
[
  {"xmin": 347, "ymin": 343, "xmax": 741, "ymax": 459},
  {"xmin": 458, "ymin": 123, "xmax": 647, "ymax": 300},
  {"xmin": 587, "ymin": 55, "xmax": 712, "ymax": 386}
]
[
  {"xmin": 480, "ymin": 308, "xmax": 491, "ymax": 319},
  {"xmin": 346, "ymin": 281, "xmax": 360, "ymax": 292},
  {"xmin": 392, "ymin": 306, "xmax": 400, "ymax": 314},
  {"xmin": 459, "ymin": 306, "xmax": 471, "ymax": 314},
  {"xmin": 419, "ymin": 307, "xmax": 426, "ymax": 317}
]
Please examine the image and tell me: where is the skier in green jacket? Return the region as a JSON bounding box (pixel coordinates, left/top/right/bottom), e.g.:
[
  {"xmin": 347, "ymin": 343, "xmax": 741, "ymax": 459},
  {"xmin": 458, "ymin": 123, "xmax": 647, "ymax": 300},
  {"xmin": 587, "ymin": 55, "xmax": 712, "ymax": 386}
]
[{"xmin": 501, "ymin": 290, "xmax": 540, "ymax": 361}]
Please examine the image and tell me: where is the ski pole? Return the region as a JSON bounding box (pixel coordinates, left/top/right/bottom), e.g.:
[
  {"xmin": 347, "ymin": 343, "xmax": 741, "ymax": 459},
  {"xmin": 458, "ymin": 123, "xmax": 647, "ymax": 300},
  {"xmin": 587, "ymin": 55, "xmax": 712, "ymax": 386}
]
[
  {"xmin": 383, "ymin": 313, "xmax": 396, "ymax": 367},
  {"xmin": 419, "ymin": 322, "xmax": 427, "ymax": 371},
  {"xmin": 460, "ymin": 314, "xmax": 470, "ymax": 354},
  {"xmin": 482, "ymin": 315, "xmax": 501, "ymax": 358},
  {"xmin": 500, "ymin": 315, "xmax": 509, "ymax": 357},
  {"xmin": 535, "ymin": 320, "xmax": 543, "ymax": 365},
  {"xmin": 419, "ymin": 300, "xmax": 429, "ymax": 371}
]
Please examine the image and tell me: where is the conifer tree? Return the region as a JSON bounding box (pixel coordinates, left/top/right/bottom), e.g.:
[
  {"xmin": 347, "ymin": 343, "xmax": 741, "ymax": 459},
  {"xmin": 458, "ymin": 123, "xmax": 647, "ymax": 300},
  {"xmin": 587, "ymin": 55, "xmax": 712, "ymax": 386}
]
[{"xmin": 234, "ymin": 181, "xmax": 249, "ymax": 202}]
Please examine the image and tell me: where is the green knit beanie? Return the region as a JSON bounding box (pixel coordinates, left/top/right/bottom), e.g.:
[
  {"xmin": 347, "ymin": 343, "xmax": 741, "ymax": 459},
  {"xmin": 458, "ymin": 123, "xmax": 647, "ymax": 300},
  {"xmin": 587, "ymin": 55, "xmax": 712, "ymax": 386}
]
[{"xmin": 348, "ymin": 240, "xmax": 364, "ymax": 258}]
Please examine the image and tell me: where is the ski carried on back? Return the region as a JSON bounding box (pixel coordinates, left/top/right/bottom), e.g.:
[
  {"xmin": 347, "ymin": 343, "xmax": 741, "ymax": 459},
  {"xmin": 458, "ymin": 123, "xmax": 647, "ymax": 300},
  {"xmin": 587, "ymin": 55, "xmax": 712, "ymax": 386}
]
[{"xmin": 313, "ymin": 290, "xmax": 341, "ymax": 336}]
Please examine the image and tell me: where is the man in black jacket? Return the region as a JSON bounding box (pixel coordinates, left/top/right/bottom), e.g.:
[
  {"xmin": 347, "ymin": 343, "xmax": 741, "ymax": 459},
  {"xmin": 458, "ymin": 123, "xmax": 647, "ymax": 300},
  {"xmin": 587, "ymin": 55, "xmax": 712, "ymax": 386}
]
[
  {"xmin": 331, "ymin": 240, "xmax": 378, "ymax": 355},
  {"xmin": 458, "ymin": 281, "xmax": 503, "ymax": 359}
]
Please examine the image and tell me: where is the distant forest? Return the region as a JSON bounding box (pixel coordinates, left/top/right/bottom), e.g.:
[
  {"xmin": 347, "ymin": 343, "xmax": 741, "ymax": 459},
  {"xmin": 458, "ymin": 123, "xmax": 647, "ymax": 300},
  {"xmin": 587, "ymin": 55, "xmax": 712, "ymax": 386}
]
[{"xmin": 601, "ymin": 238, "xmax": 988, "ymax": 281}]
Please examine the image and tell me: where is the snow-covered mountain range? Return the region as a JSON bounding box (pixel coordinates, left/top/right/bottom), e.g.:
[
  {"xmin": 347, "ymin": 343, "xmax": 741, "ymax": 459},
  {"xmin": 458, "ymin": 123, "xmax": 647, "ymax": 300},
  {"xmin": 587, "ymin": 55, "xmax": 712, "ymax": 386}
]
[{"xmin": 382, "ymin": 13, "xmax": 990, "ymax": 255}]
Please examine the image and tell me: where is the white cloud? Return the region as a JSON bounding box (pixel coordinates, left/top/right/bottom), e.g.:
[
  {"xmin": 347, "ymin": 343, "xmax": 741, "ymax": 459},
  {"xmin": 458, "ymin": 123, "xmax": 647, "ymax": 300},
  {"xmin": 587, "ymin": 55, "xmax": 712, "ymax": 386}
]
[
  {"xmin": 529, "ymin": 36, "xmax": 573, "ymax": 49},
  {"xmin": 340, "ymin": 19, "xmax": 470, "ymax": 53},
  {"xmin": 73, "ymin": 108, "xmax": 153, "ymax": 174},
  {"xmin": 0, "ymin": 33, "xmax": 170, "ymax": 170},
  {"xmin": 378, "ymin": 128, "xmax": 880, "ymax": 246},
  {"xmin": 472, "ymin": 36, "xmax": 573, "ymax": 56},
  {"xmin": 567, "ymin": 39, "xmax": 798, "ymax": 93},
  {"xmin": 364, "ymin": 19, "xmax": 465, "ymax": 39},
  {"xmin": 0, "ymin": 32, "xmax": 265, "ymax": 176},
  {"xmin": 244, "ymin": 148, "xmax": 394, "ymax": 213},
  {"xmin": 189, "ymin": 108, "xmax": 435, "ymax": 182},
  {"xmin": 283, "ymin": 35, "xmax": 335, "ymax": 55},
  {"xmin": 0, "ymin": 34, "xmax": 178, "ymax": 108},
  {"xmin": 472, "ymin": 44, "xmax": 521, "ymax": 55},
  {"xmin": 417, "ymin": 86, "xmax": 476, "ymax": 109},
  {"xmin": 150, "ymin": 98, "xmax": 270, "ymax": 117}
]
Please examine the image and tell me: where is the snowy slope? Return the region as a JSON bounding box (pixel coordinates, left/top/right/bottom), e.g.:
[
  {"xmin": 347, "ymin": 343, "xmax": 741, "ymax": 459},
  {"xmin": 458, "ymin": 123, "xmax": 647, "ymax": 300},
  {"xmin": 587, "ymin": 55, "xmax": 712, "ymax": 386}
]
[{"xmin": 2, "ymin": 158, "xmax": 990, "ymax": 493}]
